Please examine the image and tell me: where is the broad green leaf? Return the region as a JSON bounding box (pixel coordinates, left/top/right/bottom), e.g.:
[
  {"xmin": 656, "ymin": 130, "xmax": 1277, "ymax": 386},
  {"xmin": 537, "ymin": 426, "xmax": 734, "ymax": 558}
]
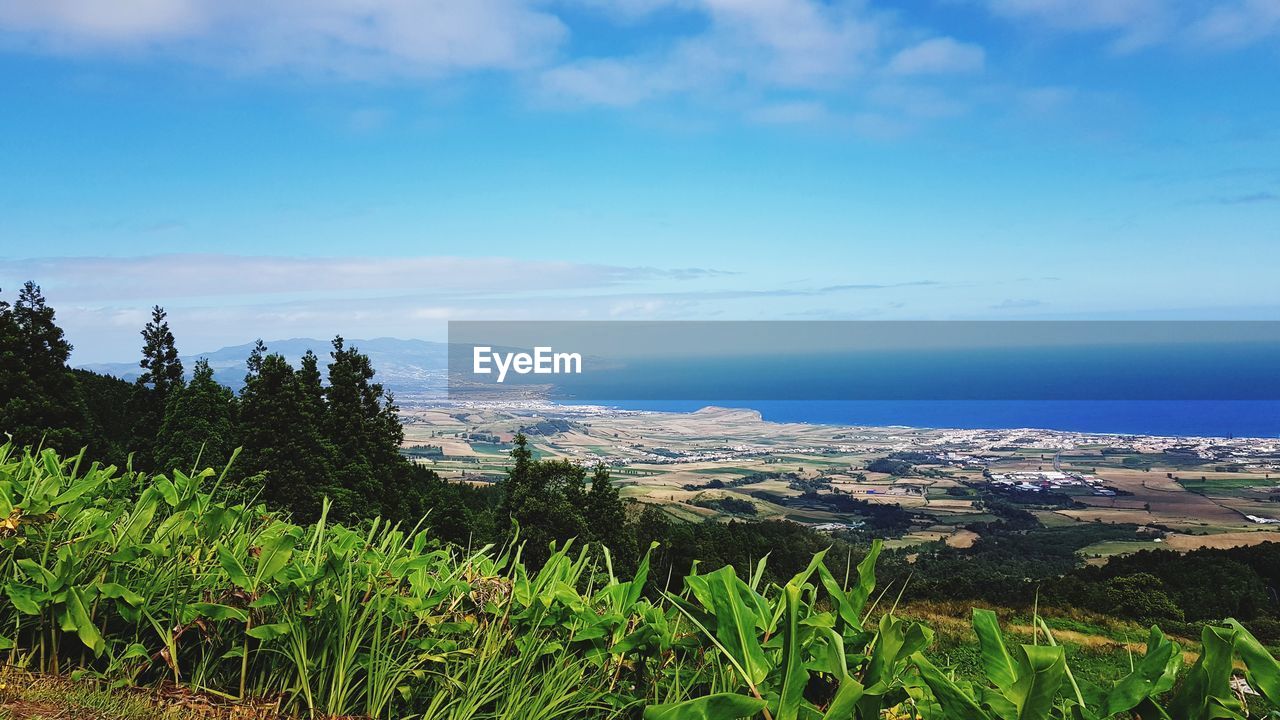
[
  {"xmin": 217, "ymin": 546, "xmax": 252, "ymax": 590},
  {"xmin": 50, "ymin": 474, "xmax": 105, "ymax": 508},
  {"xmin": 16, "ymin": 559, "xmax": 56, "ymax": 589},
  {"xmin": 1105, "ymin": 626, "xmax": 1181, "ymax": 716},
  {"xmin": 913, "ymin": 652, "xmax": 994, "ymax": 720},
  {"xmin": 1225, "ymin": 619, "xmax": 1280, "ymax": 708},
  {"xmin": 818, "ymin": 540, "xmax": 881, "ymax": 630},
  {"xmin": 865, "ymin": 615, "xmax": 932, "ymax": 688},
  {"xmin": 848, "ymin": 539, "xmax": 882, "ymax": 619},
  {"xmin": 253, "ymin": 530, "xmax": 296, "ymax": 583},
  {"xmin": 120, "ymin": 643, "xmax": 150, "ymax": 660},
  {"xmin": 153, "ymin": 477, "xmax": 179, "ymax": 507},
  {"xmin": 1010, "ymin": 645, "xmax": 1066, "ymax": 720},
  {"xmin": 1168, "ymin": 625, "xmax": 1243, "ymax": 720},
  {"xmin": 121, "ymin": 489, "xmax": 160, "ymax": 543},
  {"xmin": 821, "ymin": 675, "xmax": 865, "ymax": 720},
  {"xmin": 701, "ymin": 566, "xmax": 770, "ymax": 686},
  {"xmin": 775, "ymin": 583, "xmax": 809, "ymax": 720},
  {"xmin": 66, "ymin": 586, "xmax": 105, "ymax": 656},
  {"xmin": 98, "ymin": 582, "xmax": 144, "ymax": 607},
  {"xmin": 190, "ymin": 602, "xmax": 249, "ymax": 622},
  {"xmin": 973, "ymin": 609, "xmax": 1019, "ymax": 694},
  {"xmin": 643, "ymin": 693, "xmax": 768, "ymax": 720},
  {"xmin": 246, "ymin": 622, "xmax": 292, "ymax": 641},
  {"xmin": 5, "ymin": 583, "xmax": 47, "ymax": 615}
]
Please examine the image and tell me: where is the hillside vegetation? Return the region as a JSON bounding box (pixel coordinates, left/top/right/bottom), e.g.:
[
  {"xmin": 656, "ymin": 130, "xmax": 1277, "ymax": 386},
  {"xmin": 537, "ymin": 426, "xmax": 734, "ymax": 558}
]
[{"xmin": 3, "ymin": 443, "xmax": 1280, "ymax": 720}]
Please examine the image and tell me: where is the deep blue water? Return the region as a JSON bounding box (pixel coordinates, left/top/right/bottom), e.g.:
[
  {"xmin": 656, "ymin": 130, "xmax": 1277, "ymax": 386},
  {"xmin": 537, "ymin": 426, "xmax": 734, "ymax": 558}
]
[{"xmin": 567, "ymin": 400, "xmax": 1280, "ymax": 439}]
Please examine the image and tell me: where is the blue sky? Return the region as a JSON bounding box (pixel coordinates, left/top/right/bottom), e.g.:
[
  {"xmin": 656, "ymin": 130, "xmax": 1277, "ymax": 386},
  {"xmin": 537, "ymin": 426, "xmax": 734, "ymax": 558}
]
[{"xmin": 0, "ymin": 0, "xmax": 1277, "ymax": 362}]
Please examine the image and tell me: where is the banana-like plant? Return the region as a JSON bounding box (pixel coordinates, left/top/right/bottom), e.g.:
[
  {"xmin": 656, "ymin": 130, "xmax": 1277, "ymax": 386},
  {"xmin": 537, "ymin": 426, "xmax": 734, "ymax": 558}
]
[{"xmin": 6, "ymin": 442, "xmax": 1280, "ymax": 720}]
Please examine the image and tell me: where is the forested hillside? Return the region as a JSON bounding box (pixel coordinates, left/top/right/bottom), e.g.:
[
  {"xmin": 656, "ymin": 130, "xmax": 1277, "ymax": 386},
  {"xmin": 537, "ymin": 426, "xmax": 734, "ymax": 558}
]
[{"xmin": 7, "ymin": 280, "xmax": 1280, "ymax": 718}]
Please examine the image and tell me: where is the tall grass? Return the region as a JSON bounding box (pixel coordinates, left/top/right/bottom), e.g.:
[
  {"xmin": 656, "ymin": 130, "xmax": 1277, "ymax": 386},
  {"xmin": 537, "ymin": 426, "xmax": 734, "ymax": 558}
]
[{"xmin": 2, "ymin": 442, "xmax": 1279, "ymax": 719}]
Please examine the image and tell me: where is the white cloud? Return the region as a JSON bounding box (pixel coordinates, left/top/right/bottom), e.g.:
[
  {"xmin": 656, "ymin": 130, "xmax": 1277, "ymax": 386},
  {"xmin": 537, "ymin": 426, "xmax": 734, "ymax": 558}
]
[
  {"xmin": 539, "ymin": 0, "xmax": 882, "ymax": 107},
  {"xmin": 538, "ymin": 57, "xmax": 683, "ymax": 108},
  {"xmin": 0, "ymin": 0, "xmax": 206, "ymax": 44},
  {"xmin": 982, "ymin": 0, "xmax": 1172, "ymax": 50},
  {"xmin": 0, "ymin": 0, "xmax": 567, "ymax": 76},
  {"xmin": 887, "ymin": 37, "xmax": 985, "ymax": 75},
  {"xmin": 0, "ymin": 0, "xmax": 1003, "ymax": 130}
]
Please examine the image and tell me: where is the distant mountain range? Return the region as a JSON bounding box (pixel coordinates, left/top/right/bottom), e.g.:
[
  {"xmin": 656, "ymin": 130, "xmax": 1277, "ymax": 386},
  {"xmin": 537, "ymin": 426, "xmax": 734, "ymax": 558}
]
[{"xmin": 78, "ymin": 337, "xmax": 448, "ymax": 396}]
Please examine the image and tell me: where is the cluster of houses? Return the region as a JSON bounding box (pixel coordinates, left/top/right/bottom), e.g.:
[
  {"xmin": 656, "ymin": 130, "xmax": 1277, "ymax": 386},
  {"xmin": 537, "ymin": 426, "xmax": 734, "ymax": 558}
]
[
  {"xmin": 809, "ymin": 521, "xmax": 866, "ymax": 533},
  {"xmin": 989, "ymin": 471, "xmax": 1116, "ymax": 496}
]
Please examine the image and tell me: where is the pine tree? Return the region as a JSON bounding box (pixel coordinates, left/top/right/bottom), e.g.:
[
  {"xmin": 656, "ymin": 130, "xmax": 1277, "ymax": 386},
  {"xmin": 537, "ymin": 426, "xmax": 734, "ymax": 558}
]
[
  {"xmin": 297, "ymin": 349, "xmax": 326, "ymax": 422},
  {"xmin": 129, "ymin": 305, "xmax": 184, "ymax": 467},
  {"xmin": 496, "ymin": 432, "xmax": 532, "ymax": 533},
  {"xmin": 138, "ymin": 305, "xmax": 184, "ymax": 398},
  {"xmin": 324, "ymin": 336, "xmax": 409, "ymax": 519},
  {"xmin": 156, "ymin": 358, "xmax": 236, "ymax": 473},
  {"xmin": 0, "ymin": 283, "xmax": 86, "ymax": 451},
  {"xmin": 238, "ymin": 349, "xmax": 337, "ymax": 522},
  {"xmin": 245, "ymin": 339, "xmax": 267, "ymax": 384}
]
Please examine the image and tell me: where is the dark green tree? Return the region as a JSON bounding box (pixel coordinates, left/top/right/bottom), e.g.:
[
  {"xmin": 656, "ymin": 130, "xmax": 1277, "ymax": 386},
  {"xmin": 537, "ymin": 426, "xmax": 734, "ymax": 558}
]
[
  {"xmin": 1100, "ymin": 573, "xmax": 1185, "ymax": 623},
  {"xmin": 586, "ymin": 463, "xmax": 636, "ymax": 566},
  {"xmin": 297, "ymin": 349, "xmax": 327, "ymax": 423},
  {"xmin": 156, "ymin": 358, "xmax": 236, "ymax": 474},
  {"xmin": 238, "ymin": 348, "xmax": 339, "ymax": 521},
  {"xmin": 497, "ymin": 434, "xmax": 591, "ymax": 567},
  {"xmin": 0, "ymin": 283, "xmax": 86, "ymax": 452},
  {"xmin": 324, "ymin": 336, "xmax": 414, "ymax": 520},
  {"xmin": 128, "ymin": 305, "xmax": 184, "ymax": 467},
  {"xmin": 138, "ymin": 305, "xmax": 184, "ymax": 398},
  {"xmin": 71, "ymin": 369, "xmax": 135, "ymax": 465}
]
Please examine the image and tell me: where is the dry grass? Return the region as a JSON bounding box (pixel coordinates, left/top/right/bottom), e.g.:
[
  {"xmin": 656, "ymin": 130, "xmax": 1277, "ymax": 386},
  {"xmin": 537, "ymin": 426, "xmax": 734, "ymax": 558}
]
[
  {"xmin": 0, "ymin": 668, "xmax": 282, "ymax": 720},
  {"xmin": 945, "ymin": 529, "xmax": 979, "ymax": 548},
  {"xmin": 1162, "ymin": 530, "xmax": 1280, "ymax": 551}
]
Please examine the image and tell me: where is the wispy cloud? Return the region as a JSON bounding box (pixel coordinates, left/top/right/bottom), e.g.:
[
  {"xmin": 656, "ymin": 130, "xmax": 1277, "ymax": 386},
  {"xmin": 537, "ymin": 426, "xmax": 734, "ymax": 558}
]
[
  {"xmin": 1187, "ymin": 0, "xmax": 1280, "ymax": 48},
  {"xmin": 536, "ymin": 0, "xmax": 883, "ymax": 108},
  {"xmin": 886, "ymin": 37, "xmax": 985, "ymax": 75},
  {"xmin": 0, "ymin": 0, "xmax": 996, "ymax": 130},
  {"xmin": 0, "ymin": 0, "xmax": 567, "ymax": 77},
  {"xmin": 819, "ymin": 280, "xmax": 941, "ymax": 292},
  {"xmin": 1208, "ymin": 192, "xmax": 1280, "ymax": 205},
  {"xmin": 0, "ymin": 254, "xmax": 732, "ymax": 302},
  {"xmin": 990, "ymin": 298, "xmax": 1046, "ymax": 310},
  {"xmin": 977, "ymin": 0, "xmax": 1280, "ymax": 51}
]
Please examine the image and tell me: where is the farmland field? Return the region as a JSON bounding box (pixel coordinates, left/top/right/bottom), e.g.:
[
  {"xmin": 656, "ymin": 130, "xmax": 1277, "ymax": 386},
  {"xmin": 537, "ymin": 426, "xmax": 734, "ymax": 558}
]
[{"xmin": 401, "ymin": 402, "xmax": 1280, "ymax": 556}]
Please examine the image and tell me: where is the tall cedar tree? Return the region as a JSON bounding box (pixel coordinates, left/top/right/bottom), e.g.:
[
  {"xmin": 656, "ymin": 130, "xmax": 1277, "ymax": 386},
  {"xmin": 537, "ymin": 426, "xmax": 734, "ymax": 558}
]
[
  {"xmin": 138, "ymin": 306, "xmax": 184, "ymax": 397},
  {"xmin": 156, "ymin": 358, "xmax": 236, "ymax": 473},
  {"xmin": 324, "ymin": 336, "xmax": 418, "ymax": 520},
  {"xmin": 128, "ymin": 305, "xmax": 184, "ymax": 467},
  {"xmin": 238, "ymin": 344, "xmax": 338, "ymax": 521},
  {"xmin": 0, "ymin": 283, "xmax": 86, "ymax": 452}
]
